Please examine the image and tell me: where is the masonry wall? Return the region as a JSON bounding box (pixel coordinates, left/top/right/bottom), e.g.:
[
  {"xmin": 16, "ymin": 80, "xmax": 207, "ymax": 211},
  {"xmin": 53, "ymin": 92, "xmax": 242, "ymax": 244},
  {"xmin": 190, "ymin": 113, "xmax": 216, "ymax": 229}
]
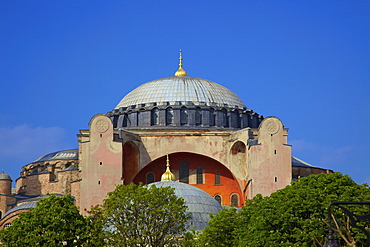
[
  {"xmin": 247, "ymin": 117, "xmax": 292, "ymax": 198},
  {"xmin": 79, "ymin": 115, "xmax": 123, "ymax": 213}
]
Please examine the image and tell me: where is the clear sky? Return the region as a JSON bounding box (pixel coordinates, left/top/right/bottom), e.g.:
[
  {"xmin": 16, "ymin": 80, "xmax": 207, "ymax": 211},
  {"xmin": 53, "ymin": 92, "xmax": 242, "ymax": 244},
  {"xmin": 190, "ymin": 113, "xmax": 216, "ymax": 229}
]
[{"xmin": 1, "ymin": 1, "xmax": 369, "ymax": 186}]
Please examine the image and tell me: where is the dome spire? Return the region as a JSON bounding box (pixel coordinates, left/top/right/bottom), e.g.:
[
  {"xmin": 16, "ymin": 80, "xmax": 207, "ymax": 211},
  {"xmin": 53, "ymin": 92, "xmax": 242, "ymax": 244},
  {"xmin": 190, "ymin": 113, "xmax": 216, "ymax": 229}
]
[
  {"xmin": 161, "ymin": 153, "xmax": 175, "ymax": 182},
  {"xmin": 174, "ymin": 49, "xmax": 187, "ymax": 77}
]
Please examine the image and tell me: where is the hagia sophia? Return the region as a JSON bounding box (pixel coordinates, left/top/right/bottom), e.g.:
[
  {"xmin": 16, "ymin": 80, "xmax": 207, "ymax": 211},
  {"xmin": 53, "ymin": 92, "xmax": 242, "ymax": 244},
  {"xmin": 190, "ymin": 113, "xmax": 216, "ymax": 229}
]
[{"xmin": 0, "ymin": 51, "xmax": 332, "ymax": 230}]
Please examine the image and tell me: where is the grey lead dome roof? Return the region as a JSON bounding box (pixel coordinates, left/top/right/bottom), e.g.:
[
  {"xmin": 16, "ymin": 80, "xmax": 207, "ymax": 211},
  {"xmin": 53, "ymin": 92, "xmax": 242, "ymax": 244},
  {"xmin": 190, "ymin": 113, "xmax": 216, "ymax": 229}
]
[
  {"xmin": 115, "ymin": 76, "xmax": 246, "ymax": 109},
  {"xmin": 0, "ymin": 171, "xmax": 11, "ymax": 180},
  {"xmin": 150, "ymin": 181, "xmax": 222, "ymax": 231}
]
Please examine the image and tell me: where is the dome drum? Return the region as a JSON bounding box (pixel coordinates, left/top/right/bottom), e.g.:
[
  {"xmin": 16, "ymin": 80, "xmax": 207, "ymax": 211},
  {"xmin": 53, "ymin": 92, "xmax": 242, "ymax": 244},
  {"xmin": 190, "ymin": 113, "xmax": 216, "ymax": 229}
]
[{"xmin": 108, "ymin": 104, "xmax": 263, "ymax": 129}]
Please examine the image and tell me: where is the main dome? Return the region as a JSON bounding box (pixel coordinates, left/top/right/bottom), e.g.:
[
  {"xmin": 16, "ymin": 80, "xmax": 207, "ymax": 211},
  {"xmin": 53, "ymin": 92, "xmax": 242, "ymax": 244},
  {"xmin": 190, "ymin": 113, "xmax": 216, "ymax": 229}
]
[{"xmin": 115, "ymin": 76, "xmax": 246, "ymax": 109}]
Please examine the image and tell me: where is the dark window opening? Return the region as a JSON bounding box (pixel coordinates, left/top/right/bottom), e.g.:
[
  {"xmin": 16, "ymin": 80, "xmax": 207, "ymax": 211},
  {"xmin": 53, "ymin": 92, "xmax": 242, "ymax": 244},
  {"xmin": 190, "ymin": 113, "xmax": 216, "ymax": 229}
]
[
  {"xmin": 214, "ymin": 195, "xmax": 222, "ymax": 205},
  {"xmin": 195, "ymin": 107, "xmax": 202, "ymax": 125},
  {"xmin": 196, "ymin": 167, "xmax": 203, "ymax": 184},
  {"xmin": 215, "ymin": 173, "xmax": 221, "ymax": 185},
  {"xmin": 151, "ymin": 108, "xmax": 159, "ymax": 125},
  {"xmin": 180, "ymin": 107, "xmax": 188, "ymax": 125},
  {"xmin": 166, "ymin": 108, "xmax": 174, "ymax": 125},
  {"xmin": 179, "ymin": 161, "xmax": 189, "ymax": 184},
  {"xmin": 146, "ymin": 172, "xmax": 155, "ymax": 184},
  {"xmin": 209, "ymin": 109, "xmax": 215, "ymax": 126},
  {"xmin": 231, "ymin": 194, "xmax": 239, "ymax": 207}
]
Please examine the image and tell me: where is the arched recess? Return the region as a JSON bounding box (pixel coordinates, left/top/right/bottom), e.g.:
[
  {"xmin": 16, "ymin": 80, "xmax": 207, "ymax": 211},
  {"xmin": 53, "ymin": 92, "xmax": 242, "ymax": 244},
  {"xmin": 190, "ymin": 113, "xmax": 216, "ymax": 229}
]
[
  {"xmin": 132, "ymin": 152, "xmax": 244, "ymax": 207},
  {"xmin": 122, "ymin": 141, "xmax": 139, "ymax": 184},
  {"xmin": 230, "ymin": 141, "xmax": 247, "ymax": 176}
]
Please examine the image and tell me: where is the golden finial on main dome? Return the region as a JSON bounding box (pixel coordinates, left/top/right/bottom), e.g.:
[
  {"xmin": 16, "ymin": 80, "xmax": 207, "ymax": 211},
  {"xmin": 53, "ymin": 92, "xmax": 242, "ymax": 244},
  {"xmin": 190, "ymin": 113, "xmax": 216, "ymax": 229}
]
[
  {"xmin": 174, "ymin": 49, "xmax": 187, "ymax": 77},
  {"xmin": 161, "ymin": 153, "xmax": 175, "ymax": 182}
]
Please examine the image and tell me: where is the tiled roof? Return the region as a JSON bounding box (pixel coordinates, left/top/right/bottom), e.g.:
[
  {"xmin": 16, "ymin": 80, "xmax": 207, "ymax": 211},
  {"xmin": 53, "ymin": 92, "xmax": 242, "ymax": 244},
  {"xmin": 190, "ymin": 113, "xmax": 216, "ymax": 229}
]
[{"xmin": 1, "ymin": 202, "xmax": 36, "ymax": 219}]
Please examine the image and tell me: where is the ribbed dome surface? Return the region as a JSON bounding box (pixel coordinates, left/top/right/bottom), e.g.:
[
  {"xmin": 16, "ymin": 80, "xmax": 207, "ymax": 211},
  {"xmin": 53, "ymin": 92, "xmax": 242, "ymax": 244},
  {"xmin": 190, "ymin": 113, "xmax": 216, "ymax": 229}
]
[
  {"xmin": 33, "ymin": 149, "xmax": 78, "ymax": 163},
  {"xmin": 150, "ymin": 181, "xmax": 222, "ymax": 231},
  {"xmin": 115, "ymin": 76, "xmax": 246, "ymax": 109}
]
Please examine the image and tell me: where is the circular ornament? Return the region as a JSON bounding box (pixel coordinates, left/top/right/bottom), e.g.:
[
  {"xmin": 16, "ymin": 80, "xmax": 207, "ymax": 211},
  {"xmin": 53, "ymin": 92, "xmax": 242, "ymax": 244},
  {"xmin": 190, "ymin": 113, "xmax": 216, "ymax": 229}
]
[
  {"xmin": 95, "ymin": 119, "xmax": 109, "ymax": 133},
  {"xmin": 265, "ymin": 119, "xmax": 279, "ymax": 134}
]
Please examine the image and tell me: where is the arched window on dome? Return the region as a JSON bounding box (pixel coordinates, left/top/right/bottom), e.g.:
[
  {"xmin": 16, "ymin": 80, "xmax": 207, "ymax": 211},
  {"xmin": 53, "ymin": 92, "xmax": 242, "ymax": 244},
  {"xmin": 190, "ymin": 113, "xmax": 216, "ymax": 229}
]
[
  {"xmin": 151, "ymin": 108, "xmax": 159, "ymax": 125},
  {"xmin": 196, "ymin": 167, "xmax": 203, "ymax": 184},
  {"xmin": 222, "ymin": 109, "xmax": 229, "ymax": 127},
  {"xmin": 214, "ymin": 194, "xmax": 222, "ymax": 205},
  {"xmin": 231, "ymin": 193, "xmax": 239, "ymax": 207},
  {"xmin": 179, "ymin": 161, "xmax": 189, "ymax": 184},
  {"xmin": 166, "ymin": 107, "xmax": 174, "ymax": 125},
  {"xmin": 209, "ymin": 108, "xmax": 215, "ymax": 126},
  {"xmin": 146, "ymin": 172, "xmax": 155, "ymax": 184},
  {"xmin": 180, "ymin": 107, "xmax": 188, "ymax": 125},
  {"xmin": 195, "ymin": 107, "xmax": 202, "ymax": 125}
]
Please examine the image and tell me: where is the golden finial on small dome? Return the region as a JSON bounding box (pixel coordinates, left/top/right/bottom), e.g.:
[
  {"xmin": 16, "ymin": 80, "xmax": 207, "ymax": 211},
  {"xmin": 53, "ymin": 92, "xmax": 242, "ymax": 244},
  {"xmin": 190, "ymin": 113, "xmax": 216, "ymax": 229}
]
[
  {"xmin": 174, "ymin": 49, "xmax": 187, "ymax": 77},
  {"xmin": 161, "ymin": 153, "xmax": 175, "ymax": 182}
]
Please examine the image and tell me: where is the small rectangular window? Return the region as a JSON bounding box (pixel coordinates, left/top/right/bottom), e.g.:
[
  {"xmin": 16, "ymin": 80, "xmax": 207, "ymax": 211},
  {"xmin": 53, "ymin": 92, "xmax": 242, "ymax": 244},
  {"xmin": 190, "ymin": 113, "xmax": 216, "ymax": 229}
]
[{"xmin": 215, "ymin": 173, "xmax": 221, "ymax": 185}]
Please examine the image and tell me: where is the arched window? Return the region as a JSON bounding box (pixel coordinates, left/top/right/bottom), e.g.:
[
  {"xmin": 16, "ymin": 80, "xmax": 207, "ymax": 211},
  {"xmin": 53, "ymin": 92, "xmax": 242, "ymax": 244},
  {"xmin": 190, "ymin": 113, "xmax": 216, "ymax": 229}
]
[
  {"xmin": 196, "ymin": 167, "xmax": 203, "ymax": 184},
  {"xmin": 166, "ymin": 108, "xmax": 174, "ymax": 125},
  {"xmin": 146, "ymin": 172, "xmax": 155, "ymax": 184},
  {"xmin": 0, "ymin": 210, "xmax": 2, "ymax": 219},
  {"xmin": 151, "ymin": 108, "xmax": 159, "ymax": 125},
  {"xmin": 209, "ymin": 109, "xmax": 215, "ymax": 126},
  {"xmin": 195, "ymin": 107, "xmax": 202, "ymax": 125},
  {"xmin": 214, "ymin": 194, "xmax": 222, "ymax": 204},
  {"xmin": 123, "ymin": 113, "xmax": 129, "ymax": 127},
  {"xmin": 180, "ymin": 107, "xmax": 188, "ymax": 125},
  {"xmin": 222, "ymin": 110, "xmax": 228, "ymax": 127},
  {"xmin": 4, "ymin": 223, "xmax": 11, "ymax": 229},
  {"xmin": 215, "ymin": 173, "xmax": 221, "ymax": 185},
  {"xmin": 231, "ymin": 194, "xmax": 239, "ymax": 207},
  {"xmin": 179, "ymin": 161, "xmax": 189, "ymax": 184}
]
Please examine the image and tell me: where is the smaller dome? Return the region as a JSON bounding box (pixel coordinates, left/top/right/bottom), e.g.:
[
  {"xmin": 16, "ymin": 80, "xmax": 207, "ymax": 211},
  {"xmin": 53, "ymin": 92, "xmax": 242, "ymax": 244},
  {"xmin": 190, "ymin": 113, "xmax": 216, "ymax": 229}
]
[
  {"xmin": 150, "ymin": 181, "xmax": 222, "ymax": 230},
  {"xmin": 33, "ymin": 149, "xmax": 78, "ymax": 163},
  {"xmin": 0, "ymin": 171, "xmax": 11, "ymax": 181}
]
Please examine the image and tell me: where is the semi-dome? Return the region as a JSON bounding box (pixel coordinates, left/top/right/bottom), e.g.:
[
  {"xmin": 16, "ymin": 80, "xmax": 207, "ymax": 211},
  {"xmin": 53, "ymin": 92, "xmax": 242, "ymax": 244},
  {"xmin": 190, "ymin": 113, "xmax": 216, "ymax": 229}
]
[
  {"xmin": 115, "ymin": 76, "xmax": 246, "ymax": 110},
  {"xmin": 150, "ymin": 181, "xmax": 222, "ymax": 231}
]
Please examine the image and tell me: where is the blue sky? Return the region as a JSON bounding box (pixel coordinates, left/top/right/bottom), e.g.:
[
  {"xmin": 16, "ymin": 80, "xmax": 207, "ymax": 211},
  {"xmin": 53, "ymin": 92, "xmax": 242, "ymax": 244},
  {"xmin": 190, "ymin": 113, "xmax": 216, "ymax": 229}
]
[{"xmin": 1, "ymin": 1, "xmax": 369, "ymax": 186}]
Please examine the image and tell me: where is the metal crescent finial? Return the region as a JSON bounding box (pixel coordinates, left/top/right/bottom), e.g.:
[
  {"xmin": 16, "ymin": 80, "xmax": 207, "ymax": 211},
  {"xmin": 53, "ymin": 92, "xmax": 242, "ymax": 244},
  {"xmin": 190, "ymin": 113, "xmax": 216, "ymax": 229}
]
[{"xmin": 174, "ymin": 49, "xmax": 187, "ymax": 76}]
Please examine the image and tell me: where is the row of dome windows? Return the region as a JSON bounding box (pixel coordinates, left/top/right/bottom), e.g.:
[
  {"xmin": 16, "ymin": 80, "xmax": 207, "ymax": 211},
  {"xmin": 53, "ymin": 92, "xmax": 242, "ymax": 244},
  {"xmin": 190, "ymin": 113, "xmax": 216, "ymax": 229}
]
[{"xmin": 114, "ymin": 106, "xmax": 263, "ymax": 128}]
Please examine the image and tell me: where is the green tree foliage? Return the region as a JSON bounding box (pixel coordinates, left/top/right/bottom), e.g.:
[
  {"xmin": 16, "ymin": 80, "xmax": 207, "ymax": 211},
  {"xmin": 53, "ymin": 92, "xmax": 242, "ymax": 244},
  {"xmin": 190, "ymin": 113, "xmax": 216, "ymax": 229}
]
[
  {"xmin": 198, "ymin": 207, "xmax": 238, "ymax": 246},
  {"xmin": 234, "ymin": 173, "xmax": 370, "ymax": 246},
  {"xmin": 87, "ymin": 183, "xmax": 191, "ymax": 247},
  {"xmin": 0, "ymin": 194, "xmax": 89, "ymax": 247}
]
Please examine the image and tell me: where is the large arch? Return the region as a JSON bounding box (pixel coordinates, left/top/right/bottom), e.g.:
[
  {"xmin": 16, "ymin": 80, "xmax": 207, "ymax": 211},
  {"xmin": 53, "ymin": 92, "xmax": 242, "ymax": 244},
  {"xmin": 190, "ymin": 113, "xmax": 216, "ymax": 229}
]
[{"xmin": 132, "ymin": 152, "xmax": 244, "ymax": 207}]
